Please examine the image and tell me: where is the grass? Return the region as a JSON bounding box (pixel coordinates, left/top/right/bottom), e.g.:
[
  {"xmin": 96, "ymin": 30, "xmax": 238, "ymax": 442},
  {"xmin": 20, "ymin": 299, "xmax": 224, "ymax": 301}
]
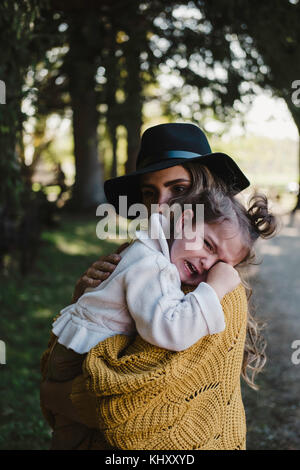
[{"xmin": 0, "ymin": 212, "xmax": 121, "ymax": 450}]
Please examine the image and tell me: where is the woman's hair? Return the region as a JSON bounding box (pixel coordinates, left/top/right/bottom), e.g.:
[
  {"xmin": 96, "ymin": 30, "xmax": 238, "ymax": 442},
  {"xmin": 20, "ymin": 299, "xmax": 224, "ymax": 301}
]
[
  {"xmin": 182, "ymin": 160, "xmax": 228, "ymax": 195},
  {"xmin": 168, "ymin": 178, "xmax": 277, "ymax": 390}
]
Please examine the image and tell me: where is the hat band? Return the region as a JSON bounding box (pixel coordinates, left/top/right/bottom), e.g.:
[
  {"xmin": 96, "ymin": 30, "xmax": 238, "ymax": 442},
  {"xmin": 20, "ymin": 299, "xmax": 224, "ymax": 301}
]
[{"xmin": 138, "ymin": 150, "xmax": 202, "ymax": 169}]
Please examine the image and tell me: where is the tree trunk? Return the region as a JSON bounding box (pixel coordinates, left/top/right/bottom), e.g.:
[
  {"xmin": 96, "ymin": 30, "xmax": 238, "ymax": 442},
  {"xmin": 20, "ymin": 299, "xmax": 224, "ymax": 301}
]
[
  {"xmin": 292, "ymin": 130, "xmax": 300, "ymax": 212},
  {"xmin": 110, "ymin": 124, "xmax": 118, "ymax": 178},
  {"xmin": 67, "ymin": 12, "xmax": 105, "ymax": 210},
  {"xmin": 71, "ymin": 87, "xmax": 105, "ymax": 209},
  {"xmin": 126, "ymin": 119, "xmax": 142, "ymax": 175},
  {"xmin": 288, "ymin": 111, "xmax": 300, "ymax": 212},
  {"xmin": 105, "ymin": 32, "xmax": 119, "ymax": 180},
  {"xmin": 124, "ymin": 41, "xmax": 143, "ymax": 174}
]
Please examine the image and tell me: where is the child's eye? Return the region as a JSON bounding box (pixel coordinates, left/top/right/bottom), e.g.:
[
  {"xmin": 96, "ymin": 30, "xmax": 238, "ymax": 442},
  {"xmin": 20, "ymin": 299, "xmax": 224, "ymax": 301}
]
[{"xmin": 204, "ymin": 239, "xmax": 214, "ymax": 252}]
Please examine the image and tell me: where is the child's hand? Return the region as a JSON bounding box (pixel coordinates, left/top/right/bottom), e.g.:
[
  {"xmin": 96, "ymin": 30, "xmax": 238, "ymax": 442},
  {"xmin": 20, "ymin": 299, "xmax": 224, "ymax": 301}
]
[{"xmin": 206, "ymin": 262, "xmax": 241, "ymax": 301}]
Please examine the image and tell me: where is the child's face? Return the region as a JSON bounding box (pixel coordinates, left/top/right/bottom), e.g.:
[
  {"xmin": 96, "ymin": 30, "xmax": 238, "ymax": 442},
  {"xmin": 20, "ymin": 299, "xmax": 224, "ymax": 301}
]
[{"xmin": 170, "ymin": 218, "xmax": 248, "ymax": 286}]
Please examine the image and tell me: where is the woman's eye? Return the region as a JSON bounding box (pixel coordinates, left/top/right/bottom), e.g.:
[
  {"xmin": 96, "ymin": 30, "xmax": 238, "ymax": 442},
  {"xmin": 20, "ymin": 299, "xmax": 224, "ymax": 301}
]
[
  {"xmin": 172, "ymin": 186, "xmax": 188, "ymax": 194},
  {"xmin": 141, "ymin": 190, "xmax": 155, "ymax": 199}
]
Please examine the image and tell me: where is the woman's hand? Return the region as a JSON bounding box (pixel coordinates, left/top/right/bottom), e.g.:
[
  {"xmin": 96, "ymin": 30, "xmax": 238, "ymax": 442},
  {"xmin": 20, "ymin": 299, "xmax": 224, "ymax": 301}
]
[
  {"xmin": 72, "ymin": 243, "xmax": 129, "ymax": 302},
  {"xmin": 206, "ymin": 262, "xmax": 241, "ymax": 301}
]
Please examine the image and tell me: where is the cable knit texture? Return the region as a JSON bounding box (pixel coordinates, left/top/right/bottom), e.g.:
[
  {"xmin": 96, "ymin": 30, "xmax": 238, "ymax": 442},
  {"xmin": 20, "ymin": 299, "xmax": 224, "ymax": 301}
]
[{"xmin": 41, "ymin": 284, "xmax": 247, "ymax": 450}]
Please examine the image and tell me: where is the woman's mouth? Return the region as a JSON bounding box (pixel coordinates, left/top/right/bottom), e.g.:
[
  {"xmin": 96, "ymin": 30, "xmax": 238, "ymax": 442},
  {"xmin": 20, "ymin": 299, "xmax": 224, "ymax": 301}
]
[{"xmin": 184, "ymin": 260, "xmax": 199, "ymax": 276}]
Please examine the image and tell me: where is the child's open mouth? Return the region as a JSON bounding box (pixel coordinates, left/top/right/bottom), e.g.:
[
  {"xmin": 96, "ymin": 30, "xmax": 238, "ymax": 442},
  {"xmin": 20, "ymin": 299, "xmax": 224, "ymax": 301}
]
[{"xmin": 184, "ymin": 260, "xmax": 199, "ymax": 276}]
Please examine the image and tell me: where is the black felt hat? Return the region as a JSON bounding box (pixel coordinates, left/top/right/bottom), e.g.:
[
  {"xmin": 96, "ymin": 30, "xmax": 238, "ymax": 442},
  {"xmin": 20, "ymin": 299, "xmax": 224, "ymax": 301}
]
[{"xmin": 104, "ymin": 123, "xmax": 250, "ymax": 212}]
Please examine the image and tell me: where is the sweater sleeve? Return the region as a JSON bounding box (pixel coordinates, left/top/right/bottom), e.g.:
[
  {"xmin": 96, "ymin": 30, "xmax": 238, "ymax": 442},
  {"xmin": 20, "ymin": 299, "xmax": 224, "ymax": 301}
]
[{"xmin": 124, "ymin": 255, "xmax": 225, "ymax": 351}]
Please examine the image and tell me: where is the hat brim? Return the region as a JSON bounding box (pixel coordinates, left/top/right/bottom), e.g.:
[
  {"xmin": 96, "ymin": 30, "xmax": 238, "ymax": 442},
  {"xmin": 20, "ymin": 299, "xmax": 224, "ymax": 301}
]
[{"xmin": 104, "ymin": 152, "xmax": 250, "ymax": 215}]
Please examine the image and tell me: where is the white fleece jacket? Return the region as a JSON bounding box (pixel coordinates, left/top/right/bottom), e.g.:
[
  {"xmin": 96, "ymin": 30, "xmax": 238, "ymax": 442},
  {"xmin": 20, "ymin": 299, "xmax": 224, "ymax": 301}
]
[{"xmin": 52, "ymin": 213, "xmax": 225, "ymax": 353}]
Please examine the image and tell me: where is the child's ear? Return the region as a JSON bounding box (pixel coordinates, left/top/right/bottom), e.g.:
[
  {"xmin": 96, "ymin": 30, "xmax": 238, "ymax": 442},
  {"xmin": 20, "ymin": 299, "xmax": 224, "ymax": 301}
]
[{"xmin": 174, "ymin": 209, "xmax": 194, "ymax": 236}]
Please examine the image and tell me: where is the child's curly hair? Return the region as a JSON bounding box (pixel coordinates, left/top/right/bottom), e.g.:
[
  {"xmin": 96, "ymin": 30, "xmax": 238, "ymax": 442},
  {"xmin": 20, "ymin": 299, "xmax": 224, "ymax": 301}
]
[
  {"xmin": 233, "ymin": 193, "xmax": 277, "ymax": 390},
  {"xmin": 169, "ymin": 176, "xmax": 277, "ymax": 390}
]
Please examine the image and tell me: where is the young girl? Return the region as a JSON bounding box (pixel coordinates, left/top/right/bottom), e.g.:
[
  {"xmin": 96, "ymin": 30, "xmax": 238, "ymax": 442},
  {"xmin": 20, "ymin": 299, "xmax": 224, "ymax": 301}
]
[{"xmin": 46, "ymin": 187, "xmax": 275, "ymax": 382}]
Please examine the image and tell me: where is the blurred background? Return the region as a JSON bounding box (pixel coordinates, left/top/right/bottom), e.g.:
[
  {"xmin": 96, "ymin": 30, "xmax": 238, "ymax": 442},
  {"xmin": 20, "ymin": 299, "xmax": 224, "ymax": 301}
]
[{"xmin": 0, "ymin": 0, "xmax": 300, "ymax": 450}]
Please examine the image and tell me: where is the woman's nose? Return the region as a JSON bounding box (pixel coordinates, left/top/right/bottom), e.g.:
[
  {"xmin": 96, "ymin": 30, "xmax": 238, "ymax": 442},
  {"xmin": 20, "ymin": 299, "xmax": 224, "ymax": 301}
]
[{"xmin": 157, "ymin": 194, "xmax": 170, "ymax": 212}]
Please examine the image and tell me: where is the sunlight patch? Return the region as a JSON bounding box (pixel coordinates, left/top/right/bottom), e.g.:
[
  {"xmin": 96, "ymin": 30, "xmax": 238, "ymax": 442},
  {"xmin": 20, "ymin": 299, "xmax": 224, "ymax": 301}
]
[{"xmin": 33, "ymin": 308, "xmax": 53, "ymax": 319}]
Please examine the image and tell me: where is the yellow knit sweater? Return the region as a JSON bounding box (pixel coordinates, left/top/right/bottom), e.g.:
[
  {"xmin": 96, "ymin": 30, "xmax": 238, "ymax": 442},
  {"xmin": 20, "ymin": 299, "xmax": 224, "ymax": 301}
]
[{"xmin": 41, "ymin": 283, "xmax": 248, "ymax": 450}]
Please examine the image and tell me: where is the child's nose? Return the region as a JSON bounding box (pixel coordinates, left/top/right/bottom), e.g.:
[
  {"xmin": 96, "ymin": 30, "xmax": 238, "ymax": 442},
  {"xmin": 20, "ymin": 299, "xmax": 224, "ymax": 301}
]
[{"xmin": 201, "ymin": 254, "xmax": 217, "ymax": 271}]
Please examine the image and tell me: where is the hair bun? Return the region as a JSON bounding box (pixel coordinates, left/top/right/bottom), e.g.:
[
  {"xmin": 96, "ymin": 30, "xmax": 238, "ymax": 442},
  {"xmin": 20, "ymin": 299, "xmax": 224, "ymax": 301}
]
[{"xmin": 247, "ymin": 194, "xmax": 277, "ymax": 239}]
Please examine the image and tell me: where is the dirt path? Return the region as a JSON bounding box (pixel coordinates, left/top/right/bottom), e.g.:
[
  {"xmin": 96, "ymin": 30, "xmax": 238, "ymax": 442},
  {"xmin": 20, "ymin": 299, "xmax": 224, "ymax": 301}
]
[{"xmin": 242, "ymin": 211, "xmax": 300, "ymax": 449}]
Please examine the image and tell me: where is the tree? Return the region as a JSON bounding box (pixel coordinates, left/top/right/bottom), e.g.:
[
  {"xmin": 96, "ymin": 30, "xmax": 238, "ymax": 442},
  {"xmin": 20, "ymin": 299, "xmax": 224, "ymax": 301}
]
[
  {"xmin": 199, "ymin": 0, "xmax": 300, "ymax": 209},
  {"xmin": 0, "ymin": 0, "xmax": 60, "ymax": 271},
  {"xmin": 0, "ymin": 0, "xmax": 49, "ymax": 210},
  {"xmin": 41, "ymin": 1, "xmax": 182, "ymax": 182},
  {"xmin": 98, "ymin": 1, "xmax": 170, "ymax": 175},
  {"xmin": 39, "ymin": 1, "xmax": 159, "ymax": 204},
  {"xmin": 63, "ymin": 9, "xmax": 106, "ymax": 209}
]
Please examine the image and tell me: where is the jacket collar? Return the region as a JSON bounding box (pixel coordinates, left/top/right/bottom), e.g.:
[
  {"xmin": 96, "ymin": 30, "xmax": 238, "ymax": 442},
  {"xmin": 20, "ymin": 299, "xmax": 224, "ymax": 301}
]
[{"xmin": 135, "ymin": 213, "xmax": 171, "ymax": 260}]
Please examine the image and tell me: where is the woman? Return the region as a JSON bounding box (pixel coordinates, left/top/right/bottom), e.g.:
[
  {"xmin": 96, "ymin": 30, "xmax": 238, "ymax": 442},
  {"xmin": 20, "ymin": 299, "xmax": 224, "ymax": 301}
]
[
  {"xmin": 73, "ymin": 123, "xmax": 249, "ymax": 300},
  {"xmin": 41, "ymin": 123, "xmax": 261, "ymax": 450}
]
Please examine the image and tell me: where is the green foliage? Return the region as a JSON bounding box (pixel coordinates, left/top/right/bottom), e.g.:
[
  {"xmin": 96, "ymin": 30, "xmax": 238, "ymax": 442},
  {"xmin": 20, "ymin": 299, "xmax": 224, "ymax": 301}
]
[
  {"xmin": 0, "ymin": 1, "xmax": 65, "ymax": 271},
  {"xmin": 2, "ymin": 0, "xmax": 300, "ymax": 233},
  {"xmin": 0, "ymin": 0, "xmax": 50, "ymax": 208},
  {"xmin": 198, "ymin": 1, "xmax": 300, "ymax": 128},
  {"xmin": 0, "ymin": 213, "xmax": 121, "ymax": 449}
]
